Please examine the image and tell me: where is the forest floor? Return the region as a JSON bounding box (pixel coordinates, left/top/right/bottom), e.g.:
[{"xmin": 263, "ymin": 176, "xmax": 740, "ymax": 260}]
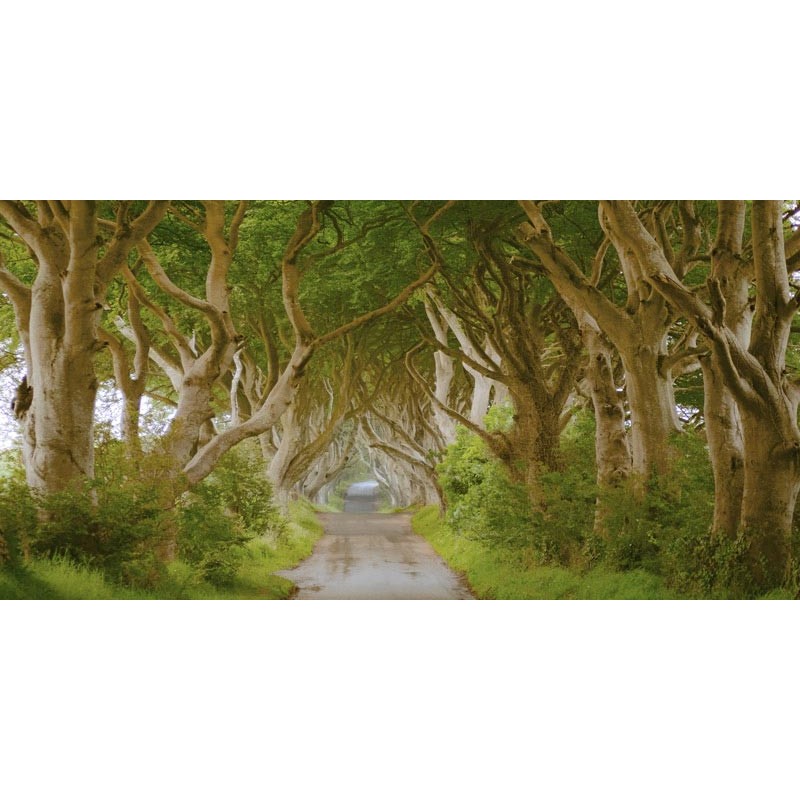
[{"xmin": 277, "ymin": 511, "xmax": 473, "ymax": 599}]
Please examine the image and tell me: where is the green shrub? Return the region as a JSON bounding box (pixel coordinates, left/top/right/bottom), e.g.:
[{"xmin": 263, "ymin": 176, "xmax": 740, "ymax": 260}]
[
  {"xmin": 564, "ymin": 430, "xmax": 714, "ymax": 582},
  {"xmin": 176, "ymin": 497, "xmax": 248, "ymax": 586},
  {"xmin": 438, "ymin": 425, "xmax": 537, "ymax": 551},
  {"xmin": 533, "ymin": 413, "xmax": 598, "ymax": 565},
  {"xmin": 437, "ymin": 413, "xmax": 597, "ymax": 566},
  {"xmin": 176, "ymin": 446, "xmax": 286, "ymax": 586},
  {"xmin": 412, "ymin": 505, "xmax": 676, "ymax": 599},
  {"xmin": 29, "ymin": 478, "xmax": 168, "ymax": 588},
  {"xmin": 207, "ymin": 447, "xmax": 286, "ymax": 539},
  {"xmin": 437, "ymin": 411, "xmax": 730, "ymax": 593},
  {"xmin": 0, "ymin": 461, "xmax": 36, "ymax": 566},
  {"xmin": 661, "ymin": 528, "xmax": 755, "ymax": 597},
  {"xmin": 20, "ymin": 440, "xmax": 286, "ymax": 590}
]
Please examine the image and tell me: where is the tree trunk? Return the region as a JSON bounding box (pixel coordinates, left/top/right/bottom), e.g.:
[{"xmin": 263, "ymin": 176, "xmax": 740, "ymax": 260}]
[
  {"xmin": 622, "ymin": 345, "xmax": 676, "ymax": 479},
  {"xmin": 701, "ymin": 357, "xmax": 744, "ymax": 538},
  {"xmin": 701, "ymin": 200, "xmax": 750, "ymax": 539},
  {"xmin": 579, "ymin": 313, "xmax": 631, "ymax": 535},
  {"xmin": 507, "ymin": 385, "xmax": 562, "ymax": 506},
  {"xmin": 518, "ymin": 206, "xmax": 678, "ymax": 481},
  {"xmin": 431, "ymin": 351, "xmax": 458, "ymax": 445},
  {"xmin": 120, "ymin": 392, "xmax": 144, "ymax": 458},
  {"xmin": 467, "ymin": 365, "xmax": 493, "ymax": 427},
  {"xmin": 739, "ymin": 416, "xmax": 798, "ymax": 590},
  {"xmin": 267, "ymin": 406, "xmax": 299, "ymax": 493},
  {"xmin": 22, "ymin": 357, "xmax": 97, "ymax": 493},
  {"xmin": 22, "ymin": 253, "xmax": 98, "ymax": 494},
  {"xmin": 0, "ymin": 200, "xmax": 168, "ymax": 495}
]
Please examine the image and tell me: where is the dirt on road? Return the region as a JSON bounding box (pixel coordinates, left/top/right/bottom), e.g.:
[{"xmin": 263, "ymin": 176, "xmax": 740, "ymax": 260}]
[{"xmin": 277, "ymin": 512, "xmax": 473, "ymax": 600}]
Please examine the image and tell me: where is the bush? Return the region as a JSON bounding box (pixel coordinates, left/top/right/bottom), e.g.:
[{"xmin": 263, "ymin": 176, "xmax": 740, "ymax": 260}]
[
  {"xmin": 12, "ymin": 438, "xmax": 286, "ymax": 589},
  {"xmin": 437, "ymin": 413, "xmax": 597, "ymax": 566},
  {"xmin": 533, "ymin": 413, "xmax": 598, "ymax": 565},
  {"xmin": 176, "ymin": 446, "xmax": 286, "ymax": 586},
  {"xmin": 437, "ymin": 412, "xmax": 728, "ymax": 592},
  {"xmin": 204, "ymin": 447, "xmax": 286, "ymax": 539},
  {"xmin": 569, "ymin": 421, "xmax": 715, "ymax": 579},
  {"xmin": 176, "ymin": 496, "xmax": 249, "ymax": 586},
  {"xmin": 0, "ymin": 461, "xmax": 36, "ymax": 566},
  {"xmin": 29, "ymin": 477, "xmax": 168, "ymax": 588},
  {"xmin": 438, "ymin": 426, "xmax": 537, "ymax": 551},
  {"xmin": 661, "ymin": 528, "xmax": 754, "ymax": 597}
]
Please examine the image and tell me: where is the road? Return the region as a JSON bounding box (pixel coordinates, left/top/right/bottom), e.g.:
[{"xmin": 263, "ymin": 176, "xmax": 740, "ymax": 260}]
[{"xmin": 277, "ymin": 512, "xmax": 473, "ymax": 600}]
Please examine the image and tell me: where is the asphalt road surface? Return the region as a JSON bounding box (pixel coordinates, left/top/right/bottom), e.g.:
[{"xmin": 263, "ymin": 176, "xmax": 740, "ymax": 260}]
[{"xmin": 277, "ymin": 512, "xmax": 473, "ymax": 600}]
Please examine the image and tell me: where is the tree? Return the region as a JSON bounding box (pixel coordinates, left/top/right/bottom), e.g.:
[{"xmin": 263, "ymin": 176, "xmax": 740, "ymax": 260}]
[
  {"xmin": 0, "ymin": 201, "xmax": 168, "ymax": 493},
  {"xmin": 518, "ymin": 201, "xmax": 687, "ymax": 479},
  {"xmin": 179, "ymin": 200, "xmax": 447, "ymax": 487},
  {"xmin": 408, "ymin": 210, "xmax": 584, "ymax": 506},
  {"xmin": 599, "ymin": 200, "xmax": 800, "ymax": 589}
]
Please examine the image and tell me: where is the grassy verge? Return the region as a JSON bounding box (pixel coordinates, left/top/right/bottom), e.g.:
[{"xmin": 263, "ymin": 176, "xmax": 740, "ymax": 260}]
[
  {"xmin": 412, "ymin": 506, "xmax": 678, "ymax": 600},
  {"xmin": 0, "ymin": 499, "xmax": 324, "ymax": 600},
  {"xmin": 412, "ymin": 507, "xmax": 799, "ymax": 599}
]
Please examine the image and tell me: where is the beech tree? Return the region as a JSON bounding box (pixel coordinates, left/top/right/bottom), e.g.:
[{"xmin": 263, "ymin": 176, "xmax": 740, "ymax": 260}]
[
  {"xmin": 0, "ymin": 201, "xmax": 448, "ymax": 522},
  {"xmin": 518, "ymin": 201, "xmax": 692, "ymax": 479},
  {"xmin": 694, "ymin": 201, "xmax": 750, "ymax": 539},
  {"xmin": 130, "ymin": 201, "xmax": 444, "ymax": 489},
  {"xmin": 598, "ymin": 200, "xmax": 800, "ymax": 588},
  {"xmin": 300, "ymin": 426, "xmax": 358, "ymax": 506},
  {"xmin": 361, "ymin": 368, "xmax": 445, "ymax": 506},
  {"xmin": 407, "ymin": 213, "xmax": 584, "ymax": 506},
  {"xmin": 264, "ymin": 338, "xmax": 361, "ymax": 505},
  {"xmin": 0, "ymin": 201, "xmax": 168, "ymax": 493},
  {"xmin": 7, "ymin": 198, "xmax": 800, "ymax": 595}
]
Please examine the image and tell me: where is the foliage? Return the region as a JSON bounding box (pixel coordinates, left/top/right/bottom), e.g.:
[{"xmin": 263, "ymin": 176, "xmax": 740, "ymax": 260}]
[
  {"xmin": 438, "ymin": 426, "xmax": 536, "ymax": 550},
  {"xmin": 413, "ymin": 505, "xmax": 791, "ymax": 600},
  {"xmin": 11, "ymin": 436, "xmax": 288, "ymax": 589},
  {"xmin": 0, "ymin": 460, "xmax": 36, "ymax": 566},
  {"xmin": 175, "ymin": 498, "xmax": 249, "ymax": 586},
  {"xmin": 200, "ymin": 446, "xmax": 286, "ymax": 537},
  {"xmin": 435, "ymin": 412, "xmax": 753, "ymax": 595},
  {"xmin": 176, "ymin": 445, "xmax": 286, "ymax": 585},
  {"xmin": 586, "ymin": 433, "xmax": 714, "ymax": 573},
  {"xmin": 5, "ymin": 200, "xmax": 800, "ymax": 598},
  {"xmin": 0, "ymin": 498, "xmax": 323, "ymax": 599},
  {"xmin": 29, "ymin": 478, "xmax": 168, "ymax": 588},
  {"xmin": 411, "ymin": 506, "xmax": 676, "ymax": 600},
  {"xmin": 436, "ymin": 413, "xmax": 596, "ymax": 565},
  {"xmin": 483, "ymin": 402, "xmax": 515, "ymax": 433}
]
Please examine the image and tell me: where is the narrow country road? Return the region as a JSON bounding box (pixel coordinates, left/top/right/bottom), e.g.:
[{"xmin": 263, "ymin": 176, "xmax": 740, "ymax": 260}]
[{"xmin": 277, "ymin": 512, "xmax": 473, "ymax": 600}]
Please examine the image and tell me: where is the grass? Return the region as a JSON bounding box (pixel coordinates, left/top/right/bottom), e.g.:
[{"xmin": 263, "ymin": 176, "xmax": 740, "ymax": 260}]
[
  {"xmin": 0, "ymin": 499, "xmax": 324, "ymax": 600},
  {"xmin": 412, "ymin": 506, "xmax": 679, "ymax": 600},
  {"xmin": 412, "ymin": 507, "xmax": 800, "ymax": 599}
]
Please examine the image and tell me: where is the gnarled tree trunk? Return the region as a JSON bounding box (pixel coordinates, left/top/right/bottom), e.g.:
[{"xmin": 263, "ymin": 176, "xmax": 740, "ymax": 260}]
[
  {"xmin": 739, "ymin": 418, "xmax": 798, "ymax": 588},
  {"xmin": 0, "ymin": 200, "xmax": 168, "ymax": 494},
  {"xmin": 701, "ymin": 357, "xmax": 745, "ymax": 538},
  {"xmin": 578, "ymin": 311, "xmax": 631, "ymax": 535}
]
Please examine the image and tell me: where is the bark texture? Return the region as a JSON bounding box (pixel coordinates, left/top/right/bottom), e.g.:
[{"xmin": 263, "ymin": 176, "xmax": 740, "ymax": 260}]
[
  {"xmin": 0, "ymin": 200, "xmax": 168, "ymax": 493},
  {"xmin": 600, "ymin": 200, "xmax": 800, "ymax": 589},
  {"xmin": 519, "ymin": 201, "xmax": 681, "ymax": 481},
  {"xmin": 577, "ymin": 311, "xmax": 631, "ymax": 534}
]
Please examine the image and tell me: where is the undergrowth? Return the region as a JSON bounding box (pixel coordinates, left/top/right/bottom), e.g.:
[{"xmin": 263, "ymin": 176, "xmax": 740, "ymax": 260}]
[
  {"xmin": 430, "ymin": 411, "xmax": 797, "ymax": 599},
  {"xmin": 0, "ymin": 497, "xmax": 323, "ymax": 601},
  {"xmin": 412, "ymin": 506, "xmax": 677, "ymax": 599}
]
